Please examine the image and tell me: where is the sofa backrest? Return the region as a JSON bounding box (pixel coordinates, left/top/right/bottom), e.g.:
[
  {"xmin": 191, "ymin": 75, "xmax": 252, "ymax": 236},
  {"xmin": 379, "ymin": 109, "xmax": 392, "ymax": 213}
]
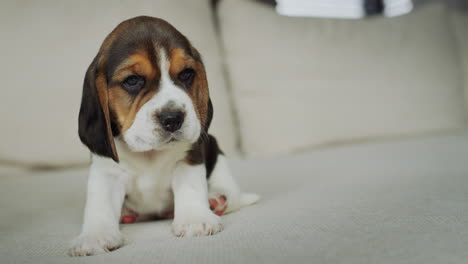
[{"xmin": 217, "ymin": 0, "xmax": 468, "ymax": 157}]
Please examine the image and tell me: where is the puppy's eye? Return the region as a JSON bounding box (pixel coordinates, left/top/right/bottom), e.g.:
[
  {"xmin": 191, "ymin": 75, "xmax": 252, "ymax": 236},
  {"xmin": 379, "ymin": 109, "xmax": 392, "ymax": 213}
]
[
  {"xmin": 122, "ymin": 75, "xmax": 145, "ymax": 93},
  {"xmin": 178, "ymin": 68, "xmax": 195, "ymax": 85}
]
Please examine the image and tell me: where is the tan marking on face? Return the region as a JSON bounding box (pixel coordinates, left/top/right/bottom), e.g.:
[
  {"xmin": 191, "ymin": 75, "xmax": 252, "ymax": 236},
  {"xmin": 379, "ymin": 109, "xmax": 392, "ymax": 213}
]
[
  {"xmin": 169, "ymin": 48, "xmax": 195, "ymax": 73},
  {"xmin": 114, "ymin": 53, "xmax": 157, "ymax": 82},
  {"xmin": 108, "ymin": 53, "xmax": 159, "ymax": 132},
  {"xmin": 169, "ymin": 48, "xmax": 209, "ymax": 128},
  {"xmin": 109, "ymin": 87, "xmax": 158, "ymax": 132}
]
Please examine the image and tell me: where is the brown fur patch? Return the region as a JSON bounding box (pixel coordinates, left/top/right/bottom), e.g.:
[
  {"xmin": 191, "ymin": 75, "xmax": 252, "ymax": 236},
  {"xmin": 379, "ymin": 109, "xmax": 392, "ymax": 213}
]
[
  {"xmin": 108, "ymin": 53, "xmax": 159, "ymax": 132},
  {"xmin": 169, "ymin": 48, "xmax": 210, "ymax": 129},
  {"xmin": 114, "ymin": 53, "xmax": 157, "ymax": 82},
  {"xmin": 110, "ymin": 87, "xmax": 157, "ymax": 132},
  {"xmin": 95, "ymin": 73, "xmax": 119, "ymax": 161},
  {"xmin": 185, "ymin": 134, "xmax": 223, "ymax": 177}
]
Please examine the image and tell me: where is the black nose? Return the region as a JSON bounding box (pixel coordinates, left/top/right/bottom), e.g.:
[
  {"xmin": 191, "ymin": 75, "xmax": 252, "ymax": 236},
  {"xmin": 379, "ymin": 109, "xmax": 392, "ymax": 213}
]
[{"xmin": 158, "ymin": 111, "xmax": 185, "ymax": 132}]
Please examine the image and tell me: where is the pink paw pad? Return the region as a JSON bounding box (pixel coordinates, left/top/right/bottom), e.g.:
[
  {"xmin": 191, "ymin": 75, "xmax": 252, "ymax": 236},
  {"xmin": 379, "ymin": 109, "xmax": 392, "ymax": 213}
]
[
  {"xmin": 209, "ymin": 194, "xmax": 228, "ymax": 216},
  {"xmin": 120, "ymin": 207, "xmax": 139, "ymax": 224}
]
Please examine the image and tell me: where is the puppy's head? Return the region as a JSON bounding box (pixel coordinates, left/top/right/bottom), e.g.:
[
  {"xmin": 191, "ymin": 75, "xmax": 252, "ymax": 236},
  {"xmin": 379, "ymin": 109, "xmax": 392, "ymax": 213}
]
[{"xmin": 78, "ymin": 16, "xmax": 213, "ymax": 162}]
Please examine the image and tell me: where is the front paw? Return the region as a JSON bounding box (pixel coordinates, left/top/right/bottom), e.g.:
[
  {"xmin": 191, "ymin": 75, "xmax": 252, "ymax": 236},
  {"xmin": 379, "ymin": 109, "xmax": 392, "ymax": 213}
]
[
  {"xmin": 172, "ymin": 208, "xmax": 223, "ymax": 237},
  {"xmin": 68, "ymin": 231, "xmax": 126, "ymax": 257}
]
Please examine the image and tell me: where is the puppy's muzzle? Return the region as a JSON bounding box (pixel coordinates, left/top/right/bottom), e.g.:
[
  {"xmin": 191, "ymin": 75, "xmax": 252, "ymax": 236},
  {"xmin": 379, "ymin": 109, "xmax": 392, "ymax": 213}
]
[{"xmin": 157, "ymin": 111, "xmax": 185, "ymax": 132}]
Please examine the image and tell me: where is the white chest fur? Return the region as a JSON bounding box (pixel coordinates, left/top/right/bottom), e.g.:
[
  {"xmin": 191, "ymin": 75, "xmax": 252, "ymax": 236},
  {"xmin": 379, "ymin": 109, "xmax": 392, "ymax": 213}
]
[
  {"xmin": 110, "ymin": 141, "xmax": 190, "ymax": 216},
  {"xmin": 124, "ymin": 157, "xmax": 176, "ymax": 215}
]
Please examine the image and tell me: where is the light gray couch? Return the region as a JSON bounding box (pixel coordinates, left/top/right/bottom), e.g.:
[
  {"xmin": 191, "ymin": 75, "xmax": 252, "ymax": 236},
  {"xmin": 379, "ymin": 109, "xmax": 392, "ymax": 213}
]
[{"xmin": 1, "ymin": 0, "xmax": 467, "ymax": 263}]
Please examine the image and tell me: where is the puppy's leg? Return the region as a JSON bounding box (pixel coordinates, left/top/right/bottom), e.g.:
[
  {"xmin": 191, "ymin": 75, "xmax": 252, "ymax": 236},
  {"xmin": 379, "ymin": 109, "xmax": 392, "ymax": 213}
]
[
  {"xmin": 208, "ymin": 155, "xmax": 259, "ymax": 214},
  {"xmin": 171, "ymin": 161, "xmax": 223, "ymax": 237},
  {"xmin": 68, "ymin": 161, "xmax": 127, "ymax": 256}
]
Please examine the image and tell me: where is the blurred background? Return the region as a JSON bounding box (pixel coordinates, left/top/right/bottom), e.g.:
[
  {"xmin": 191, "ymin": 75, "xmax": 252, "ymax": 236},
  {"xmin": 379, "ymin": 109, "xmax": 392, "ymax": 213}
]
[{"xmin": 0, "ymin": 0, "xmax": 467, "ymax": 169}]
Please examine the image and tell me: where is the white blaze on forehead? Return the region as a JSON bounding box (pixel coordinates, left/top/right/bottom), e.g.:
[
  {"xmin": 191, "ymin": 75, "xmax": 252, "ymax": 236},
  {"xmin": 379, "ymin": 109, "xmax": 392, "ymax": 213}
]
[
  {"xmin": 159, "ymin": 49, "xmax": 171, "ymax": 73},
  {"xmin": 158, "ymin": 49, "xmax": 175, "ymax": 100},
  {"xmin": 121, "ymin": 48, "xmax": 201, "ymax": 152}
]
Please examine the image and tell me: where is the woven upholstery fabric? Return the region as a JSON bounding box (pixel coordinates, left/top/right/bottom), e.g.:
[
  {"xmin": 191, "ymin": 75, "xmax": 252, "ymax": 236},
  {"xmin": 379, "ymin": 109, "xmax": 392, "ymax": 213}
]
[{"xmin": 1, "ymin": 134, "xmax": 468, "ymax": 263}]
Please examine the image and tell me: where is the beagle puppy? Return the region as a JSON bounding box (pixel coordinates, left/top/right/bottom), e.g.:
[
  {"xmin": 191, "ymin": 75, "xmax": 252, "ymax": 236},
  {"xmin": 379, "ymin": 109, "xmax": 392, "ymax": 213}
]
[{"xmin": 69, "ymin": 16, "xmax": 258, "ymax": 257}]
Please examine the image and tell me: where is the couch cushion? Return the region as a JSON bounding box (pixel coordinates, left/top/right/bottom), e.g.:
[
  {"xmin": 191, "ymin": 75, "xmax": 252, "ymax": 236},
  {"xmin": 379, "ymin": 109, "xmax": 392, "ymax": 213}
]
[
  {"xmin": 449, "ymin": 3, "xmax": 468, "ymax": 114},
  {"xmin": 0, "ymin": 0, "xmax": 237, "ymax": 167},
  {"xmin": 218, "ymin": 0, "xmax": 466, "ymax": 157},
  {"xmin": 1, "ymin": 133, "xmax": 468, "ymax": 263}
]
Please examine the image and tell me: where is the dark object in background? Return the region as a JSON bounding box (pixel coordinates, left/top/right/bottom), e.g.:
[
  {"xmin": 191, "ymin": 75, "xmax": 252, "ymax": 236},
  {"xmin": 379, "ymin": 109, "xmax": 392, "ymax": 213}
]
[
  {"xmin": 254, "ymin": 0, "xmax": 276, "ymax": 6},
  {"xmin": 365, "ymin": 0, "xmax": 385, "ymax": 15}
]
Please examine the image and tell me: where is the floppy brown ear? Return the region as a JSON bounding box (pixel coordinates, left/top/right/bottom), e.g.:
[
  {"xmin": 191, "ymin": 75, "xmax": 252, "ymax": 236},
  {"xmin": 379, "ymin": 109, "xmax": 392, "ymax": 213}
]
[
  {"xmin": 78, "ymin": 55, "xmax": 119, "ymax": 162},
  {"xmin": 195, "ymin": 67, "xmax": 213, "ymax": 133},
  {"xmin": 189, "ymin": 46, "xmax": 213, "ymax": 133},
  {"xmin": 205, "ymin": 98, "xmax": 213, "ymax": 132}
]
